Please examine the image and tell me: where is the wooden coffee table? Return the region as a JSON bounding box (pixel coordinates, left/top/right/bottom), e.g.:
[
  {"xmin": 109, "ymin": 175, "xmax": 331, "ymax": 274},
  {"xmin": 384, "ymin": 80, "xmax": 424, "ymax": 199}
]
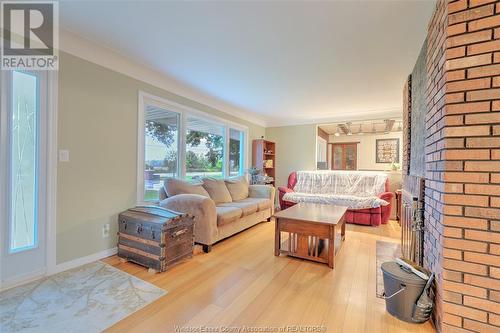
[{"xmin": 273, "ymin": 202, "xmax": 348, "ymax": 269}]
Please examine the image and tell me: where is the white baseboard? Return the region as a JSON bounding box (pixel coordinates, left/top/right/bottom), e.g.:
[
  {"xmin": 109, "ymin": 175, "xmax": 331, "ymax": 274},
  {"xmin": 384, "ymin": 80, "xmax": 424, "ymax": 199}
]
[
  {"xmin": 0, "ymin": 268, "xmax": 47, "ymax": 292},
  {"xmin": 1, "ymin": 247, "xmax": 118, "ymax": 292},
  {"xmin": 49, "ymin": 247, "xmax": 118, "ymax": 275}
]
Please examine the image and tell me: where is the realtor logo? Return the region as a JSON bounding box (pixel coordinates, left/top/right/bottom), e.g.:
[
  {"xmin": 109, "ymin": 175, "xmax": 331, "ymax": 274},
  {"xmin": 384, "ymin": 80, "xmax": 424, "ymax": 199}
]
[{"xmin": 1, "ymin": 1, "xmax": 59, "ymax": 70}]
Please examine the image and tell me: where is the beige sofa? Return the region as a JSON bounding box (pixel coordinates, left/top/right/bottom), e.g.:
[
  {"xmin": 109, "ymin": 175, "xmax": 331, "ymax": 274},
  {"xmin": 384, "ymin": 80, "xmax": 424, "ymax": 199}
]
[{"xmin": 159, "ymin": 177, "xmax": 275, "ymax": 252}]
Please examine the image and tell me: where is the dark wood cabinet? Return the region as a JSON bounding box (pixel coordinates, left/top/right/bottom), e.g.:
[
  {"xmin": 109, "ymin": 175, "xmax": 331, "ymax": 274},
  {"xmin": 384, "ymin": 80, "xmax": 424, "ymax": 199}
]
[{"xmin": 332, "ymin": 143, "xmax": 357, "ymax": 170}]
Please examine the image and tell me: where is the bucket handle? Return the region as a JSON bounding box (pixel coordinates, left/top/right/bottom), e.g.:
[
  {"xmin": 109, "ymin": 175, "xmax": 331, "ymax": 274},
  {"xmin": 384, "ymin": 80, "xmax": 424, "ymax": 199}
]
[{"xmin": 381, "ymin": 284, "xmax": 407, "ymax": 300}]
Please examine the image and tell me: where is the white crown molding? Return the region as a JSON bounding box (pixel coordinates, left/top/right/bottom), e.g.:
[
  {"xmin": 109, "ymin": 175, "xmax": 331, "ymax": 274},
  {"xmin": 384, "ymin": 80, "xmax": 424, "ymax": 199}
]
[
  {"xmin": 265, "ymin": 107, "xmax": 403, "ymax": 128},
  {"xmin": 58, "ymin": 28, "xmax": 268, "ymax": 127}
]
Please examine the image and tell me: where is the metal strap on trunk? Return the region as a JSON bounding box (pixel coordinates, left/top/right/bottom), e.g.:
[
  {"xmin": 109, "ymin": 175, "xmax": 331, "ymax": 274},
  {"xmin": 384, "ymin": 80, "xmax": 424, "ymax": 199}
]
[
  {"xmin": 118, "ymin": 244, "xmax": 163, "ymax": 261},
  {"xmin": 118, "ymin": 232, "xmax": 163, "ymax": 247}
]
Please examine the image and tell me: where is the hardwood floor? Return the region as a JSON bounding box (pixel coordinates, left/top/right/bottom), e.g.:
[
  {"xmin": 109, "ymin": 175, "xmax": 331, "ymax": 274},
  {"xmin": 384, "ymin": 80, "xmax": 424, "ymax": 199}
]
[{"xmin": 103, "ymin": 220, "xmax": 435, "ymax": 333}]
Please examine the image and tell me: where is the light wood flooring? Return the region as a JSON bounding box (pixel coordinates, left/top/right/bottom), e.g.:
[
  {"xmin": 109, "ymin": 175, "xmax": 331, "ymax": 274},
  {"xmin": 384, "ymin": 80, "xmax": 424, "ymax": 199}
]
[{"xmin": 103, "ymin": 220, "xmax": 435, "ymax": 333}]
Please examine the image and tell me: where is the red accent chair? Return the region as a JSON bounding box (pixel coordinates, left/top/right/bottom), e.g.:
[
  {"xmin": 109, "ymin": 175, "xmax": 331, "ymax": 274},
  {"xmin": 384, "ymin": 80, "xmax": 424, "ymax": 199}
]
[{"xmin": 278, "ymin": 171, "xmax": 394, "ymax": 226}]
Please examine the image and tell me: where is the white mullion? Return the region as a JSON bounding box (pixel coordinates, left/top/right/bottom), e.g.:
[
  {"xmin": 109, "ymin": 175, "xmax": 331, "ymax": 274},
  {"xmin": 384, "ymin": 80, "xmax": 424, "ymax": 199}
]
[
  {"xmin": 223, "ymin": 126, "xmax": 229, "ymax": 178},
  {"xmin": 45, "ymin": 70, "xmax": 58, "ymax": 274},
  {"xmin": 36, "ymin": 71, "xmax": 48, "ymax": 252},
  {"xmin": 136, "ymin": 93, "xmax": 146, "ymax": 204},
  {"xmin": 0, "ymin": 71, "xmax": 10, "ymax": 284},
  {"xmin": 179, "ymin": 112, "xmax": 186, "ymax": 179},
  {"xmin": 239, "ymin": 130, "xmax": 245, "ymax": 176}
]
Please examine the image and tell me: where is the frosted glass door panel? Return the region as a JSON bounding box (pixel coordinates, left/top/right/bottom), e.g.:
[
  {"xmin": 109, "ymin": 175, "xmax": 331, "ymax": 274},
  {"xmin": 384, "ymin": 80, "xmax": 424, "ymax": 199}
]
[{"xmin": 9, "ymin": 71, "xmax": 39, "ymax": 252}]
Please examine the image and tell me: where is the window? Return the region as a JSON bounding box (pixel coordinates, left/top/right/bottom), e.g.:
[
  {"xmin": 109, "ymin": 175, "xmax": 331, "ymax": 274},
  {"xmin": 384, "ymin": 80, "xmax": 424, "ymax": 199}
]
[
  {"xmin": 143, "ymin": 104, "xmax": 180, "ymax": 201},
  {"xmin": 186, "ymin": 117, "xmax": 224, "ymax": 180},
  {"xmin": 10, "ymin": 71, "xmax": 39, "ymax": 252},
  {"xmin": 138, "ymin": 92, "xmax": 248, "ymax": 203},
  {"xmin": 229, "ymin": 128, "xmax": 244, "ymax": 176}
]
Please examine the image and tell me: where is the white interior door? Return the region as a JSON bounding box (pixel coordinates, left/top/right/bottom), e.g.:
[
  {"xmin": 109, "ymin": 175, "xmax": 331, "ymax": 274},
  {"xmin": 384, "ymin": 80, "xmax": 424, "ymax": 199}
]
[
  {"xmin": 317, "ymin": 136, "xmax": 327, "ymax": 166},
  {"xmin": 0, "ymin": 70, "xmax": 48, "ymax": 289}
]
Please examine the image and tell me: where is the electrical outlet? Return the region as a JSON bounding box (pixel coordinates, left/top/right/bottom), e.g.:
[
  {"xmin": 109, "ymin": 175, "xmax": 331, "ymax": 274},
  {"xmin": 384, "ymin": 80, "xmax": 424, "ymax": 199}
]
[
  {"xmin": 102, "ymin": 223, "xmax": 110, "ymax": 238},
  {"xmin": 59, "ymin": 149, "xmax": 70, "ymax": 162}
]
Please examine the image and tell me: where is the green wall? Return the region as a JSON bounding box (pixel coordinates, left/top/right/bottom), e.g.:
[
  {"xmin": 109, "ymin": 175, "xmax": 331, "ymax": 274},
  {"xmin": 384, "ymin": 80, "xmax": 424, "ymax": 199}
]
[
  {"xmin": 265, "ymin": 124, "xmax": 317, "ymax": 188},
  {"xmin": 56, "ymin": 52, "xmax": 265, "ymax": 264}
]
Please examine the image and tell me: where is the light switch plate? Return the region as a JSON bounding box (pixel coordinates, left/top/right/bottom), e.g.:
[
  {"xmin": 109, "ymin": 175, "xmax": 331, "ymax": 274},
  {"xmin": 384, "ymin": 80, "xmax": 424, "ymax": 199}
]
[
  {"xmin": 102, "ymin": 224, "xmax": 110, "ymax": 238},
  {"xmin": 59, "ymin": 150, "xmax": 70, "ymax": 162}
]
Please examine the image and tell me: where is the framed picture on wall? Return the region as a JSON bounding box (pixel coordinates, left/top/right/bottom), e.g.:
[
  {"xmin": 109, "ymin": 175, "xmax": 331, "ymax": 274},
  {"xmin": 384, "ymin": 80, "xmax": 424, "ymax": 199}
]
[{"xmin": 376, "ymin": 138, "xmax": 400, "ymax": 163}]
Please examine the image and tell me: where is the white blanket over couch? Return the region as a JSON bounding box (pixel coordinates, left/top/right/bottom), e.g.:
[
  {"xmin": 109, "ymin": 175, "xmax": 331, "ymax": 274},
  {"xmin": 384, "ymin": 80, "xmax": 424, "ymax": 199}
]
[{"xmin": 282, "ymin": 170, "xmax": 389, "ymax": 209}]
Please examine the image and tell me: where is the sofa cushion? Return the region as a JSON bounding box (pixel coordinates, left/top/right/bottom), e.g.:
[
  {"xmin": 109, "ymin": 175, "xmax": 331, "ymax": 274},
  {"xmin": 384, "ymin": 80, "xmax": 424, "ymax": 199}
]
[
  {"xmin": 236, "ymin": 197, "xmax": 271, "ymax": 212},
  {"xmin": 164, "ymin": 178, "xmax": 210, "ymax": 198},
  {"xmin": 216, "ymin": 206, "xmax": 242, "ymax": 226},
  {"xmin": 225, "ymin": 176, "xmax": 249, "ymax": 201},
  {"xmin": 218, "ymin": 200, "xmax": 258, "ymax": 216},
  {"xmin": 202, "ymin": 178, "xmax": 233, "ymax": 204}
]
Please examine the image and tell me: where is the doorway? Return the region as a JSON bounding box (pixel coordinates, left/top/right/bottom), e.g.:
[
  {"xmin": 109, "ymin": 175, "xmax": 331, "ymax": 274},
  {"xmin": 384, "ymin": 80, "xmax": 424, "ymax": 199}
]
[{"xmin": 0, "ymin": 70, "xmax": 54, "ymax": 289}]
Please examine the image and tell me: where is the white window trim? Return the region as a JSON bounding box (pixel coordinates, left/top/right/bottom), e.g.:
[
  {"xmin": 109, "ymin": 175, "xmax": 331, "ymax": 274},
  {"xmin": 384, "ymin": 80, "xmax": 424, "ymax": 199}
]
[{"xmin": 137, "ymin": 91, "xmax": 249, "ymax": 204}]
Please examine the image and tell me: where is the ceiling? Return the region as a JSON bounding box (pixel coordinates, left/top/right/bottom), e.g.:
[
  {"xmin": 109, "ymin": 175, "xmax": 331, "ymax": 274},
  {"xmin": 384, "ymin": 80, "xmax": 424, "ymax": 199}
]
[
  {"xmin": 59, "ymin": 1, "xmax": 435, "ymax": 127},
  {"xmin": 319, "ymin": 118, "xmax": 403, "ymax": 135}
]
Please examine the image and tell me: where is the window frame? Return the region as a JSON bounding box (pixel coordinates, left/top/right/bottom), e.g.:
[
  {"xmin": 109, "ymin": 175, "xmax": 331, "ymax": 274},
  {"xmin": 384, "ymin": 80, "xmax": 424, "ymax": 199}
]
[
  {"xmin": 137, "ymin": 91, "xmax": 249, "ymax": 204},
  {"xmin": 185, "ymin": 115, "xmax": 226, "ymax": 180},
  {"xmin": 228, "ymin": 128, "xmax": 245, "ymax": 177}
]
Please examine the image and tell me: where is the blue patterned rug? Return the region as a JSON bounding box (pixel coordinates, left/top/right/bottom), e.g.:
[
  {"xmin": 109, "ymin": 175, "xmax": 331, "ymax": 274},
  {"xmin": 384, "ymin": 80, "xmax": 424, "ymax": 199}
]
[{"xmin": 0, "ymin": 261, "xmax": 166, "ymax": 333}]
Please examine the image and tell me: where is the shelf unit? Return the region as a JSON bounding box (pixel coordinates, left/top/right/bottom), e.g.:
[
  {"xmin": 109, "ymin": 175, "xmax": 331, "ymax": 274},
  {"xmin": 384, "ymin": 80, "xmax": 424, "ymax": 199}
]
[{"xmin": 252, "ymin": 139, "xmax": 276, "ymax": 186}]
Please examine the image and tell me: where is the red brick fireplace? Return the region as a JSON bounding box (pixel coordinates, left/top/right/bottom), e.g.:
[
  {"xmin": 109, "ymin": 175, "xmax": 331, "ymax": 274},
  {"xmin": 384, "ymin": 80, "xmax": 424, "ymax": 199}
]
[{"xmin": 405, "ymin": 0, "xmax": 500, "ymax": 332}]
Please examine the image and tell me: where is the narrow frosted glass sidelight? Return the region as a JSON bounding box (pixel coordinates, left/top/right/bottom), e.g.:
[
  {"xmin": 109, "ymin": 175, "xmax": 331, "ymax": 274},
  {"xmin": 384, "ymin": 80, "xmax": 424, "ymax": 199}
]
[{"xmin": 9, "ymin": 71, "xmax": 38, "ymax": 252}]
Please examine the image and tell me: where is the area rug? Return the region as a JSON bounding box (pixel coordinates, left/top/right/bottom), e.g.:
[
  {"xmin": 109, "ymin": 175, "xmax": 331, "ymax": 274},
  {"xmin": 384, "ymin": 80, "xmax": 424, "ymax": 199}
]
[
  {"xmin": 376, "ymin": 240, "xmax": 401, "ymax": 298},
  {"xmin": 0, "ymin": 261, "xmax": 166, "ymax": 333}
]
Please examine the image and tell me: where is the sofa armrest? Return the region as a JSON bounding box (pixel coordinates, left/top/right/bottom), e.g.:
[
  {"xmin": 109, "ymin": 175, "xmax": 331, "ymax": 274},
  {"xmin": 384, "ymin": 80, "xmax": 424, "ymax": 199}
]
[
  {"xmin": 249, "ymin": 185, "xmax": 275, "ymax": 215},
  {"xmin": 159, "ymin": 194, "xmax": 217, "ymax": 246},
  {"xmin": 379, "ymin": 191, "xmax": 395, "ymax": 224},
  {"xmin": 277, "ymin": 186, "xmax": 295, "ymax": 210},
  {"xmin": 379, "ymin": 191, "xmax": 395, "ymax": 202},
  {"xmin": 278, "ymin": 186, "xmax": 294, "ymax": 194}
]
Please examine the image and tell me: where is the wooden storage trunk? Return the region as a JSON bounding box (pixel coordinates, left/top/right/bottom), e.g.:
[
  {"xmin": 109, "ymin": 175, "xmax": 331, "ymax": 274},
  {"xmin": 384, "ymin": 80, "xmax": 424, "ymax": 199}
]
[{"xmin": 118, "ymin": 206, "xmax": 194, "ymax": 273}]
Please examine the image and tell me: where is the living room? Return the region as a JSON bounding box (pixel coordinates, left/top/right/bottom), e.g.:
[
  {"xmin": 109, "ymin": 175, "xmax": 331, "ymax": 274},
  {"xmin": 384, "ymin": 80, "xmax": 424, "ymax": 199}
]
[{"xmin": 0, "ymin": 1, "xmax": 499, "ymax": 333}]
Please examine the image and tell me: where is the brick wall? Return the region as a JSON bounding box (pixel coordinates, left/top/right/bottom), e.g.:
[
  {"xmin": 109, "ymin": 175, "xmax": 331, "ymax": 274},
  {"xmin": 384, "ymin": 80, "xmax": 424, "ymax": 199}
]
[
  {"xmin": 424, "ymin": 0, "xmax": 448, "ymax": 329},
  {"xmin": 403, "ymin": 76, "xmax": 412, "ymax": 176},
  {"xmin": 423, "ymin": 0, "xmax": 500, "ymax": 332}
]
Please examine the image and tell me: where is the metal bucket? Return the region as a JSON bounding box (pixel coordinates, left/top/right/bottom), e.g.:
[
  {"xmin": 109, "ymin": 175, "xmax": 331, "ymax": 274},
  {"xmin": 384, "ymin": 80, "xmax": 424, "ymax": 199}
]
[{"xmin": 381, "ymin": 261, "xmax": 427, "ymax": 323}]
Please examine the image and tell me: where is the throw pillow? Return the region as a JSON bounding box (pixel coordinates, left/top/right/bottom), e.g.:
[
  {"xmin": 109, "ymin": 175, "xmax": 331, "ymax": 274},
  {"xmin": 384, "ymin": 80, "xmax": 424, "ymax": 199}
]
[
  {"xmin": 202, "ymin": 178, "xmax": 233, "ymax": 204},
  {"xmin": 225, "ymin": 176, "xmax": 249, "ymax": 201},
  {"xmin": 164, "ymin": 178, "xmax": 210, "ymax": 197}
]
